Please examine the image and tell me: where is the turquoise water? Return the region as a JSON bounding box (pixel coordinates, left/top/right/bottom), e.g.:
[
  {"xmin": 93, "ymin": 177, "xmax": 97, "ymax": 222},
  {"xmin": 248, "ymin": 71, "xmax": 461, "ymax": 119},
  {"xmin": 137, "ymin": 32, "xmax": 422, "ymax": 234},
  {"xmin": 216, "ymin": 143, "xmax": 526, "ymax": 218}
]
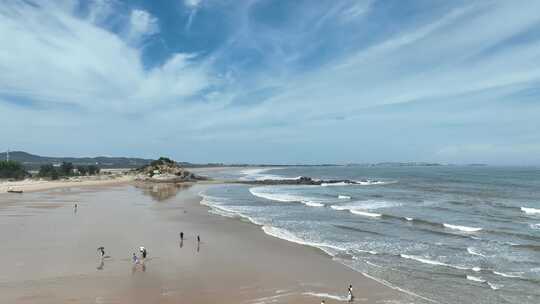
[{"xmin": 201, "ymin": 166, "xmax": 540, "ymax": 304}]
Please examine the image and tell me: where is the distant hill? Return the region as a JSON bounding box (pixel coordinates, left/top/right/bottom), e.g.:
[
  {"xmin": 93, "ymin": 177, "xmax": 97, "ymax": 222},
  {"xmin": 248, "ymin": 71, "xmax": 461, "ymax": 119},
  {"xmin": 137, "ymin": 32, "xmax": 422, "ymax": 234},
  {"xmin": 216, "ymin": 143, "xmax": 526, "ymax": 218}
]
[{"xmin": 0, "ymin": 151, "xmax": 154, "ymax": 170}]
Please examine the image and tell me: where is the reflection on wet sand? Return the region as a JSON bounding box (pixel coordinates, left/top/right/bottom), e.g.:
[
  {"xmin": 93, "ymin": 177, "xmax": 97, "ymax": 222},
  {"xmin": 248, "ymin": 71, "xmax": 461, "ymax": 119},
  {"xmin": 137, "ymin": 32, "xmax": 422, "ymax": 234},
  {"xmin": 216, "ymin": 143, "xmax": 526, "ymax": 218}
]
[
  {"xmin": 97, "ymin": 260, "xmax": 104, "ymax": 270},
  {"xmin": 135, "ymin": 183, "xmax": 192, "ymax": 201}
]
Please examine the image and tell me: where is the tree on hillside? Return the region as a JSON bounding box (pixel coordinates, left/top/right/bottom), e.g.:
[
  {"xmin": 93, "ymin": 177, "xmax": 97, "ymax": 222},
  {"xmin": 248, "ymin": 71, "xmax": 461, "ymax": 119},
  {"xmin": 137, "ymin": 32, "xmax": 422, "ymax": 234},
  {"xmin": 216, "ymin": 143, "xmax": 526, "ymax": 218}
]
[
  {"xmin": 38, "ymin": 164, "xmax": 56, "ymax": 178},
  {"xmin": 150, "ymin": 157, "xmax": 175, "ymax": 166},
  {"xmin": 77, "ymin": 165, "xmax": 88, "ymax": 176},
  {"xmin": 0, "ymin": 160, "xmax": 29, "ymax": 180},
  {"xmin": 60, "ymin": 162, "xmax": 74, "ymax": 176},
  {"xmin": 87, "ymin": 165, "xmax": 100, "ymax": 175}
]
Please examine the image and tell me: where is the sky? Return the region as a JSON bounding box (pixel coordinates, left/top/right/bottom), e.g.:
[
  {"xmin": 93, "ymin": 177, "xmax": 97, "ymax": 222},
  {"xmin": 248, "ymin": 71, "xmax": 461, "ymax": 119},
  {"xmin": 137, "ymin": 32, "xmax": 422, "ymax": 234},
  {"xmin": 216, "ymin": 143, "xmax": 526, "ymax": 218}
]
[{"xmin": 1, "ymin": 0, "xmax": 540, "ymax": 165}]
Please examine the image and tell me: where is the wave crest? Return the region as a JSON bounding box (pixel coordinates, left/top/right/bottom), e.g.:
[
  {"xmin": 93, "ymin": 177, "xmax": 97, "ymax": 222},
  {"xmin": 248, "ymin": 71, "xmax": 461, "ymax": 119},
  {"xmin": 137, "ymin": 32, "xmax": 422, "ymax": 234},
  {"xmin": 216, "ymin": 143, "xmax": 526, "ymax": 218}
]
[
  {"xmin": 443, "ymin": 223, "xmax": 482, "ymax": 233},
  {"xmin": 521, "ymin": 207, "xmax": 540, "ymax": 215}
]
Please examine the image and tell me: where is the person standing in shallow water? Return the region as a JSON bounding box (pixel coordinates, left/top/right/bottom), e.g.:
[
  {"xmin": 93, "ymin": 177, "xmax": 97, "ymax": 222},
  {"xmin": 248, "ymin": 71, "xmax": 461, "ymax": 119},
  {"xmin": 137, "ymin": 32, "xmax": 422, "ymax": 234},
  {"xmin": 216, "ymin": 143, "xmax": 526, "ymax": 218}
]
[{"xmin": 180, "ymin": 232, "xmax": 184, "ymax": 241}]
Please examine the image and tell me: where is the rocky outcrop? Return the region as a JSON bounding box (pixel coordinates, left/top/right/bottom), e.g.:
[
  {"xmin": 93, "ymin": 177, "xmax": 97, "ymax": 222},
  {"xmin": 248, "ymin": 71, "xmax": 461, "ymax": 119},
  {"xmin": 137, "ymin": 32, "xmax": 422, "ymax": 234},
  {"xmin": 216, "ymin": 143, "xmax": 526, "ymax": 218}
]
[{"xmin": 133, "ymin": 157, "xmax": 206, "ymax": 183}]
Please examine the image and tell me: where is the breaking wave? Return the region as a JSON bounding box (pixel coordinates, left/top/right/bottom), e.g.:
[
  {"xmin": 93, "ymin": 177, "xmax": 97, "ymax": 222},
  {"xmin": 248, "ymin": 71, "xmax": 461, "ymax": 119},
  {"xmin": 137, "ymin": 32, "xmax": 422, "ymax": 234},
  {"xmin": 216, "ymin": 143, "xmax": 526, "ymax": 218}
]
[
  {"xmin": 443, "ymin": 223, "xmax": 483, "ymax": 233},
  {"xmin": 467, "ymin": 247, "xmax": 486, "ymax": 257},
  {"xmin": 521, "ymin": 207, "xmax": 540, "ymax": 215},
  {"xmin": 261, "ymin": 225, "xmax": 346, "ymax": 256},
  {"xmin": 249, "ymin": 187, "xmax": 325, "ymax": 207}
]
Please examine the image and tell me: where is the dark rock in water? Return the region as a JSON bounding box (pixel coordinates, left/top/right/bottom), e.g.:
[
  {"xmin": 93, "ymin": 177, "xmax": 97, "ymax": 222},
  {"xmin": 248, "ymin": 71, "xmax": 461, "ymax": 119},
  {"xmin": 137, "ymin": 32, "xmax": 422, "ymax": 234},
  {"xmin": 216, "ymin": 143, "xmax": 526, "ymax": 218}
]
[{"xmin": 235, "ymin": 176, "xmax": 365, "ymax": 186}]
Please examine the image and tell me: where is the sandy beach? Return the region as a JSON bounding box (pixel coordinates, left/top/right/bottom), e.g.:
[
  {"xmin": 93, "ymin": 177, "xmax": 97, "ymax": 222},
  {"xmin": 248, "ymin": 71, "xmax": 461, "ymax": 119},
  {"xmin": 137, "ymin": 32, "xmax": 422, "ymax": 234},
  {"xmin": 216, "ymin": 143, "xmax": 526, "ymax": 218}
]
[
  {"xmin": 0, "ymin": 174, "xmax": 134, "ymax": 194},
  {"xmin": 0, "ymin": 182, "xmax": 407, "ymax": 304}
]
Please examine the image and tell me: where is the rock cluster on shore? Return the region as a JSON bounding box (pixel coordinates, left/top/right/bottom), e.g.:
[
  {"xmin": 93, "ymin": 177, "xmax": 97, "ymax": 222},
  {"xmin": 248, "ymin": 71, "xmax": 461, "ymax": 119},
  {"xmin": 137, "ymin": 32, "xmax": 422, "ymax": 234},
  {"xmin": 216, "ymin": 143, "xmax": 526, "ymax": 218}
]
[{"xmin": 133, "ymin": 157, "xmax": 205, "ymax": 183}]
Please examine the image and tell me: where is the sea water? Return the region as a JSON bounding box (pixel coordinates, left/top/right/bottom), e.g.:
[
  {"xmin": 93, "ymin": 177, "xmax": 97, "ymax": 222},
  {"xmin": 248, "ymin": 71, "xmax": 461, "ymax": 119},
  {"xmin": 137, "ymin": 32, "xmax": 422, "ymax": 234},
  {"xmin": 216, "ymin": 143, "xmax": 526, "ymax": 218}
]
[{"xmin": 200, "ymin": 166, "xmax": 540, "ymax": 304}]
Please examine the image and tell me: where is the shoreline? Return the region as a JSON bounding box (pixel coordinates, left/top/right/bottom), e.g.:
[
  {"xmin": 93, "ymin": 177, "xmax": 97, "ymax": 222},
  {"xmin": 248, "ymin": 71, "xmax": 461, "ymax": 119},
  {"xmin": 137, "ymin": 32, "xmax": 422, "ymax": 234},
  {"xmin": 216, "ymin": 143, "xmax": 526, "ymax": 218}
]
[{"xmin": 0, "ymin": 179, "xmax": 409, "ymax": 303}]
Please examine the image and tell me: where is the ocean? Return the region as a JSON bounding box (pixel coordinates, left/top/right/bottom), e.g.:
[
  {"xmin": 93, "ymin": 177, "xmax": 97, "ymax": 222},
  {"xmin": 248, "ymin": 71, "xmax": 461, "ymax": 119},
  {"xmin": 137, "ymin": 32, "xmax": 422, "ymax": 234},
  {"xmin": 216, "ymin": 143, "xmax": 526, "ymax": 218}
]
[{"xmin": 199, "ymin": 166, "xmax": 540, "ymax": 304}]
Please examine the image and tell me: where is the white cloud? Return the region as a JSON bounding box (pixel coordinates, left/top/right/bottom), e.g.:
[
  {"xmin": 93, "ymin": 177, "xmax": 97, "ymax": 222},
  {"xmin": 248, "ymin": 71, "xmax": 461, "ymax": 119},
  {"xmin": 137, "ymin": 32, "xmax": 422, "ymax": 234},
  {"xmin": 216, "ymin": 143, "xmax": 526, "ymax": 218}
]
[
  {"xmin": 0, "ymin": 1, "xmax": 211, "ymax": 115},
  {"xmin": 87, "ymin": 0, "xmax": 116, "ymax": 24},
  {"xmin": 1, "ymin": 1, "xmax": 540, "ymax": 163},
  {"xmin": 184, "ymin": 0, "xmax": 202, "ymax": 9},
  {"xmin": 127, "ymin": 9, "xmax": 159, "ymax": 43}
]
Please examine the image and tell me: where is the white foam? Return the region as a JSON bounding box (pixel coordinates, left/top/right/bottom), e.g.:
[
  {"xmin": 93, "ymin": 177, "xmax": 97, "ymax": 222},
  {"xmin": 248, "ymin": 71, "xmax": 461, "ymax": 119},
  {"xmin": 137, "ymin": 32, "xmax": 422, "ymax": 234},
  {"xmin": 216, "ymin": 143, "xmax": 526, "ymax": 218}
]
[
  {"xmin": 493, "ymin": 271, "xmax": 522, "ymax": 278},
  {"xmin": 239, "ymin": 168, "xmax": 299, "ymax": 181},
  {"xmin": 304, "ymin": 201, "xmax": 325, "ymax": 207},
  {"xmin": 443, "ymin": 223, "xmax": 483, "ymax": 232},
  {"xmin": 261, "ymin": 225, "xmax": 346, "ymax": 256},
  {"xmin": 249, "ymin": 187, "xmax": 324, "ymax": 207},
  {"xmin": 338, "ymin": 195, "xmax": 351, "ymax": 199},
  {"xmin": 355, "ymin": 180, "xmax": 394, "ymax": 185},
  {"xmin": 321, "ymin": 182, "xmax": 351, "ymax": 187},
  {"xmin": 200, "ymin": 194, "xmax": 264, "ymax": 226},
  {"xmin": 467, "ymin": 247, "xmax": 486, "ymax": 257},
  {"xmin": 321, "ymin": 180, "xmax": 394, "ymax": 187},
  {"xmin": 330, "ymin": 200, "xmax": 400, "ymax": 211},
  {"xmin": 521, "ymin": 207, "xmax": 540, "ymax": 215},
  {"xmin": 487, "ymin": 282, "xmax": 503, "ymax": 290},
  {"xmin": 405, "ymin": 217, "xmax": 414, "ymax": 221},
  {"xmin": 350, "ymin": 209, "xmax": 382, "ymax": 217},
  {"xmin": 366, "ymin": 261, "xmax": 383, "ymax": 268},
  {"xmin": 302, "ymin": 292, "xmax": 348, "ymax": 301},
  {"xmin": 530, "ymin": 223, "xmax": 540, "ymax": 230},
  {"xmin": 472, "ymin": 267, "xmax": 482, "ymax": 272},
  {"xmin": 466, "ymin": 275, "xmax": 486, "ymax": 283},
  {"xmin": 400, "ymin": 254, "xmax": 469, "ymax": 270}
]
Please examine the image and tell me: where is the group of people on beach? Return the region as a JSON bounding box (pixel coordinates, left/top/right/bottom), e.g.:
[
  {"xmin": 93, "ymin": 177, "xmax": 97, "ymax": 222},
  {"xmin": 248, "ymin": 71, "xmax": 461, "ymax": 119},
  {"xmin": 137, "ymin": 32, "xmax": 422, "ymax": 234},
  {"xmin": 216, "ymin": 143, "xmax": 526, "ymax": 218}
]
[{"xmin": 95, "ymin": 232, "xmax": 201, "ymax": 271}]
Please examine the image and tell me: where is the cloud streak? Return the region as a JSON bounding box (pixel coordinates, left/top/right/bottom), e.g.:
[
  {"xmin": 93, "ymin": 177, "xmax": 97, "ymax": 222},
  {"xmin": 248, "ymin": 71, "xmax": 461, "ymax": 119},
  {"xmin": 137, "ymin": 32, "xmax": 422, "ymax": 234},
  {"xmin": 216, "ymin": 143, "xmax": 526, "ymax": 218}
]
[{"xmin": 1, "ymin": 0, "xmax": 539, "ymax": 164}]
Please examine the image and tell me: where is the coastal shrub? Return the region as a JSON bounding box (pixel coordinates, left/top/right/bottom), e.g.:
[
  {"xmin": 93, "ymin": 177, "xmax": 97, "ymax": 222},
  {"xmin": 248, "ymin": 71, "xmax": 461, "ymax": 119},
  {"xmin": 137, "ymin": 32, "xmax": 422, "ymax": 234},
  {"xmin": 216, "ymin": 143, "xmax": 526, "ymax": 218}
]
[
  {"xmin": 0, "ymin": 160, "xmax": 29, "ymax": 180},
  {"xmin": 87, "ymin": 165, "xmax": 100, "ymax": 175},
  {"xmin": 60, "ymin": 162, "xmax": 74, "ymax": 176},
  {"xmin": 77, "ymin": 165, "xmax": 88, "ymax": 176},
  {"xmin": 150, "ymin": 157, "xmax": 175, "ymax": 166},
  {"xmin": 39, "ymin": 163, "xmax": 100, "ymax": 179},
  {"xmin": 38, "ymin": 164, "xmax": 56, "ymax": 178}
]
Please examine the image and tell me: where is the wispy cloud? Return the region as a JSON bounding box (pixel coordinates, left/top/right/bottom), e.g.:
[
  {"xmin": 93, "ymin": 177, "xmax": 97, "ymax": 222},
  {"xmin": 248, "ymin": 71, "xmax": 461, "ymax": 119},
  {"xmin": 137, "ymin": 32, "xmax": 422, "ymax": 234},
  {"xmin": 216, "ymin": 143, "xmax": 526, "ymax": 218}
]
[{"xmin": 1, "ymin": 0, "xmax": 539, "ymax": 164}]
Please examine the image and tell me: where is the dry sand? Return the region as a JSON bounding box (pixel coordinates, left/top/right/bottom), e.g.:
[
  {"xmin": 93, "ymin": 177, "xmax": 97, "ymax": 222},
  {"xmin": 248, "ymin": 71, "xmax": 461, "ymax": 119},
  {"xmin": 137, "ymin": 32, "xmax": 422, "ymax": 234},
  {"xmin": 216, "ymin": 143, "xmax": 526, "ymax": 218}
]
[
  {"xmin": 0, "ymin": 175, "xmax": 133, "ymax": 194},
  {"xmin": 0, "ymin": 183, "xmax": 408, "ymax": 304}
]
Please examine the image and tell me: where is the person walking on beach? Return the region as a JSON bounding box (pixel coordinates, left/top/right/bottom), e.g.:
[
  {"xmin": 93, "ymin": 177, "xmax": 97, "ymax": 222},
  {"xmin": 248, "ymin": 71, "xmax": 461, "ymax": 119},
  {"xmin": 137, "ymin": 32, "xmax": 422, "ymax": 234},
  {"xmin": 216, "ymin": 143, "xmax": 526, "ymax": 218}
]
[
  {"xmin": 180, "ymin": 232, "xmax": 184, "ymax": 241},
  {"xmin": 97, "ymin": 246, "xmax": 105, "ymax": 259},
  {"xmin": 197, "ymin": 235, "xmax": 200, "ymax": 243},
  {"xmin": 347, "ymin": 284, "xmax": 354, "ymax": 302},
  {"xmin": 139, "ymin": 246, "xmax": 147, "ymax": 262},
  {"xmin": 132, "ymin": 253, "xmax": 139, "ymax": 264}
]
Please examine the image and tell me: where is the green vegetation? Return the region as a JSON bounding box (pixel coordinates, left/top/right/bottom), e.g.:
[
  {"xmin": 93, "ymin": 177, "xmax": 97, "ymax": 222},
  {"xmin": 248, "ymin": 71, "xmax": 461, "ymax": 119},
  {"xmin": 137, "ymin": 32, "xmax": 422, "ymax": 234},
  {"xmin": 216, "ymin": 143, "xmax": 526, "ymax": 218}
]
[
  {"xmin": 0, "ymin": 160, "xmax": 29, "ymax": 180},
  {"xmin": 150, "ymin": 157, "xmax": 175, "ymax": 166},
  {"xmin": 38, "ymin": 162, "xmax": 100, "ymax": 180},
  {"xmin": 87, "ymin": 165, "xmax": 100, "ymax": 175}
]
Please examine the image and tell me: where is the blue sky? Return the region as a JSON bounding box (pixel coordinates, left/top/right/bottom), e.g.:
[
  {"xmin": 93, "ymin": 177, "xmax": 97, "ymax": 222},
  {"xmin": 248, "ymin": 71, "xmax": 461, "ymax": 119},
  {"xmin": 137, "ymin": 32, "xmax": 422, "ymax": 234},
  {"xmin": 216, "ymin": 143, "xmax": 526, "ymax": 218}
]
[{"xmin": 1, "ymin": 0, "xmax": 540, "ymax": 165}]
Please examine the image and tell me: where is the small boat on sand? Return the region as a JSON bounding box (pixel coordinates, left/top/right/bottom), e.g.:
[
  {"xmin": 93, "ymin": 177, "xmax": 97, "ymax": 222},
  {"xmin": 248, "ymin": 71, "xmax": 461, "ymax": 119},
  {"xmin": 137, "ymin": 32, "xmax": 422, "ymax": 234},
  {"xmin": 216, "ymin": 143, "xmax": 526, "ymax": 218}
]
[{"xmin": 7, "ymin": 188, "xmax": 23, "ymax": 194}]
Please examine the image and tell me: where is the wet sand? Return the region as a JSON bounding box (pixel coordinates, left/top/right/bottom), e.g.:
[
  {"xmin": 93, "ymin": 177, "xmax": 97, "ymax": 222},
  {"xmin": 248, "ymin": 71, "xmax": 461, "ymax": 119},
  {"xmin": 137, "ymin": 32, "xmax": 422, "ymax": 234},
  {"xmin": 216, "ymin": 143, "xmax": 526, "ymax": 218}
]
[{"xmin": 0, "ymin": 184, "xmax": 406, "ymax": 304}]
